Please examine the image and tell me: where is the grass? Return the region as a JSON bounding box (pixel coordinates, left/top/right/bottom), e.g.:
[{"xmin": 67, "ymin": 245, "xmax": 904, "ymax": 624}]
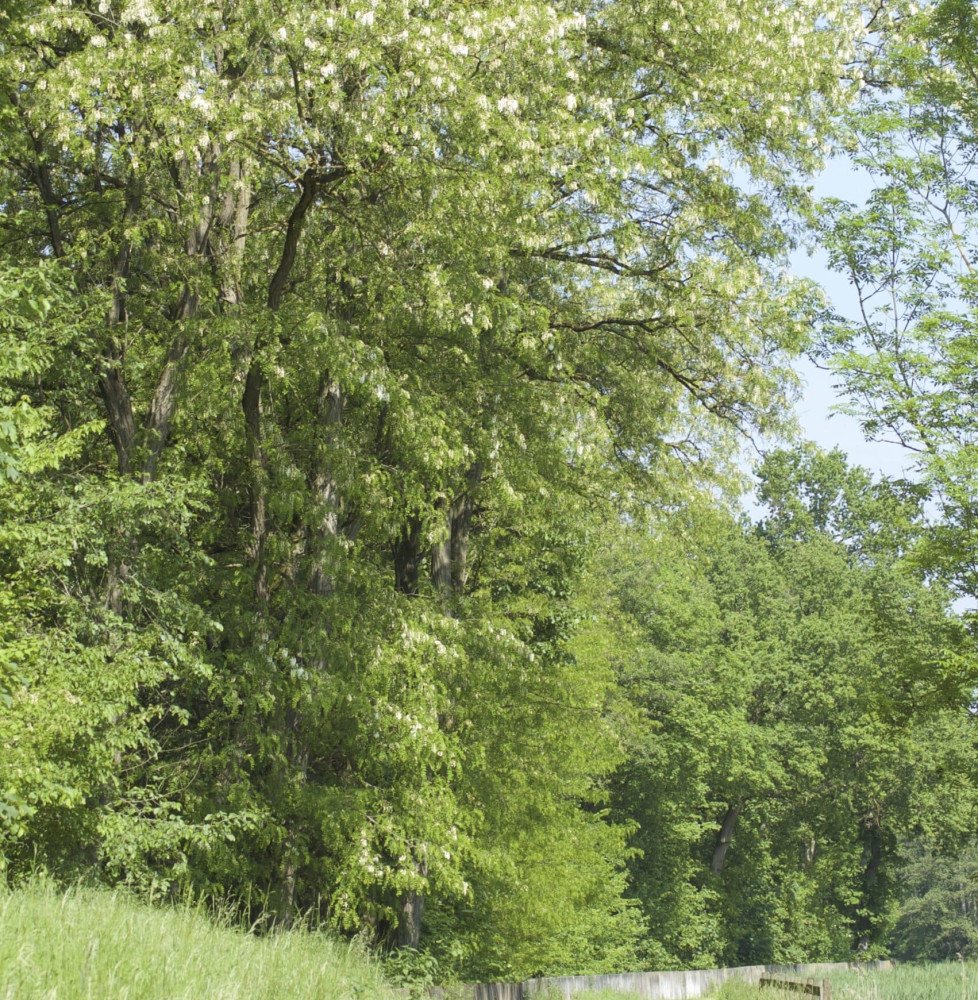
[
  {"xmin": 544, "ymin": 993, "xmax": 644, "ymax": 999},
  {"xmin": 574, "ymin": 993, "xmax": 643, "ymax": 999},
  {"xmin": 535, "ymin": 993, "xmax": 643, "ymax": 1000},
  {"xmin": 829, "ymin": 962, "xmax": 978, "ymax": 1000},
  {"xmin": 709, "ymin": 962, "xmax": 978, "ymax": 1000},
  {"xmin": 6, "ymin": 884, "xmax": 973, "ymax": 1000},
  {"xmin": 0, "ymin": 879, "xmax": 401, "ymax": 1000}
]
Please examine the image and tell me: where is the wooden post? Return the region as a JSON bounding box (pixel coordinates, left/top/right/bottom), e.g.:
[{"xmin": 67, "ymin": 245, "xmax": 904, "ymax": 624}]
[{"xmin": 759, "ymin": 975, "xmax": 831, "ymax": 999}]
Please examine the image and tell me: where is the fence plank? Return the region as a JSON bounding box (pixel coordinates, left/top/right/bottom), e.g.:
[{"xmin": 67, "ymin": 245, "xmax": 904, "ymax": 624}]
[
  {"xmin": 759, "ymin": 975, "xmax": 831, "ymax": 999},
  {"xmin": 427, "ymin": 960, "xmax": 890, "ymax": 998}
]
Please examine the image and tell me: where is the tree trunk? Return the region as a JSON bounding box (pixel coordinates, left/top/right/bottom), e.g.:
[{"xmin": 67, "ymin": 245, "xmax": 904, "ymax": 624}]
[
  {"xmin": 392, "ymin": 464, "xmax": 482, "ymax": 948},
  {"xmin": 431, "ymin": 498, "xmax": 453, "ymax": 596},
  {"xmin": 393, "ymin": 518, "xmax": 423, "ymax": 596},
  {"xmin": 238, "ymin": 167, "xmax": 319, "ymax": 928},
  {"xmin": 308, "ymin": 378, "xmax": 345, "ymax": 595},
  {"xmin": 243, "ymin": 166, "xmax": 319, "ymax": 605},
  {"xmin": 450, "ymin": 462, "xmax": 482, "ymax": 592},
  {"xmin": 395, "ymin": 883, "xmax": 426, "ymax": 950},
  {"xmin": 855, "ymin": 820, "xmax": 883, "ymax": 951},
  {"xmin": 711, "ymin": 804, "xmax": 740, "ymax": 875}
]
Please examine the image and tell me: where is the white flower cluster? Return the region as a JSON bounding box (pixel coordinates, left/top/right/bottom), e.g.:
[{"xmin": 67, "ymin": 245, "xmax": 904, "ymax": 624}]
[{"xmin": 121, "ymin": 0, "xmax": 157, "ymax": 26}]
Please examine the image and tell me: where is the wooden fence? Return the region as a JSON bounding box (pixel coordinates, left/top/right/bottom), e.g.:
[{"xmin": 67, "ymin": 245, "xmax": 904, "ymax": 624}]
[{"xmin": 420, "ymin": 959, "xmax": 892, "ymax": 999}]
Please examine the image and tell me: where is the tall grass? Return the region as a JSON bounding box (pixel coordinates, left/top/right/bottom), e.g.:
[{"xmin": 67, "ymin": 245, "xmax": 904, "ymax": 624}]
[
  {"xmin": 0, "ymin": 880, "xmax": 400, "ymax": 1000},
  {"xmin": 828, "ymin": 962, "xmax": 978, "ymax": 1000},
  {"xmin": 709, "ymin": 962, "xmax": 978, "ymax": 1000},
  {"xmin": 537, "ymin": 993, "xmax": 644, "ymax": 1000}
]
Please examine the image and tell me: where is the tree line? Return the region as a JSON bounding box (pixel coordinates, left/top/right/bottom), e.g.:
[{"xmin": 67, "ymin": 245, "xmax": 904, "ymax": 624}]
[{"xmin": 1, "ymin": 0, "xmax": 978, "ymax": 984}]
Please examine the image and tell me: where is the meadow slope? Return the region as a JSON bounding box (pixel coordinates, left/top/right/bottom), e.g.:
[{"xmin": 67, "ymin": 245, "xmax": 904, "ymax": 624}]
[{"xmin": 0, "ymin": 881, "xmax": 400, "ymax": 1000}]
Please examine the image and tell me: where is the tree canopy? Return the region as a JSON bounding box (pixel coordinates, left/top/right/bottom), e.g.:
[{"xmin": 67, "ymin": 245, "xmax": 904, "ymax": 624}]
[{"xmin": 1, "ymin": 0, "xmax": 977, "ymax": 984}]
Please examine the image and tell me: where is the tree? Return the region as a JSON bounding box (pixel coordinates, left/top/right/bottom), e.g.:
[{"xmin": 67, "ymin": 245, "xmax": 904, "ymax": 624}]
[
  {"xmin": 817, "ymin": 0, "xmax": 978, "ymax": 599},
  {"xmin": 595, "ymin": 452, "xmax": 975, "ymax": 965},
  {"xmin": 891, "ymin": 838, "xmax": 978, "ymax": 961},
  {"xmin": 1, "ymin": 0, "xmax": 866, "ymax": 974}
]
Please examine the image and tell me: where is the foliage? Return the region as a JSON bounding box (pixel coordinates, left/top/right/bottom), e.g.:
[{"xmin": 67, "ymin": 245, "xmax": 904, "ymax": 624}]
[
  {"xmin": 594, "ymin": 451, "xmax": 976, "ymax": 967},
  {"xmin": 890, "ymin": 839, "xmax": 978, "ymax": 962},
  {"xmin": 0, "ymin": 262, "xmax": 218, "ymax": 883},
  {"xmin": 813, "ymin": 4, "xmax": 978, "ymax": 967},
  {"xmin": 816, "ymin": 0, "xmax": 978, "ymax": 600},
  {"xmin": 4, "ymin": 0, "xmax": 976, "ymax": 987}
]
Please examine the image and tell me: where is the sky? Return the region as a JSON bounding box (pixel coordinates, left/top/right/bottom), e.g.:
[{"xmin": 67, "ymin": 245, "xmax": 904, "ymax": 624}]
[
  {"xmin": 755, "ymin": 155, "xmax": 916, "ymax": 484},
  {"xmin": 780, "ymin": 162, "xmax": 978, "ymax": 612}
]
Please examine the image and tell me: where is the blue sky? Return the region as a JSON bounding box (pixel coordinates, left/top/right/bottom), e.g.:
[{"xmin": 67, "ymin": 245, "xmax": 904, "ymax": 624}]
[
  {"xmin": 771, "ymin": 156, "xmax": 914, "ymax": 480},
  {"xmin": 739, "ymin": 155, "xmax": 921, "ymax": 523}
]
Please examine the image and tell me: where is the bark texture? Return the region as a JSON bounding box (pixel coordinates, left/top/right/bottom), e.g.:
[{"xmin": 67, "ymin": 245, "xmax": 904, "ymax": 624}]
[{"xmin": 711, "ymin": 805, "xmax": 740, "ymax": 875}]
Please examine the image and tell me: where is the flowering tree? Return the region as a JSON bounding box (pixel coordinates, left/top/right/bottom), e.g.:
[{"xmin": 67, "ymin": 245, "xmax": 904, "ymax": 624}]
[{"xmin": 1, "ymin": 0, "xmax": 865, "ymax": 976}]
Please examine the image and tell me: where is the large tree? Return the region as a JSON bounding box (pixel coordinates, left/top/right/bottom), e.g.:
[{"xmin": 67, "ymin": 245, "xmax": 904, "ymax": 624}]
[
  {"xmin": 817, "ymin": 0, "xmax": 978, "ymax": 599},
  {"xmin": 1, "ymin": 0, "xmax": 864, "ymax": 976}
]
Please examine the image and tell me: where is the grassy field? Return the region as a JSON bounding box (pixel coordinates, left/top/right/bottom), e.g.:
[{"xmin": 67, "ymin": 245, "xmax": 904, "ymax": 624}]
[
  {"xmin": 709, "ymin": 962, "xmax": 978, "ymax": 1000},
  {"xmin": 0, "ymin": 880, "xmax": 401, "ymax": 1000},
  {"xmin": 4, "ymin": 884, "xmax": 971, "ymax": 1000},
  {"xmin": 0, "ymin": 881, "xmax": 651, "ymax": 1000}
]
